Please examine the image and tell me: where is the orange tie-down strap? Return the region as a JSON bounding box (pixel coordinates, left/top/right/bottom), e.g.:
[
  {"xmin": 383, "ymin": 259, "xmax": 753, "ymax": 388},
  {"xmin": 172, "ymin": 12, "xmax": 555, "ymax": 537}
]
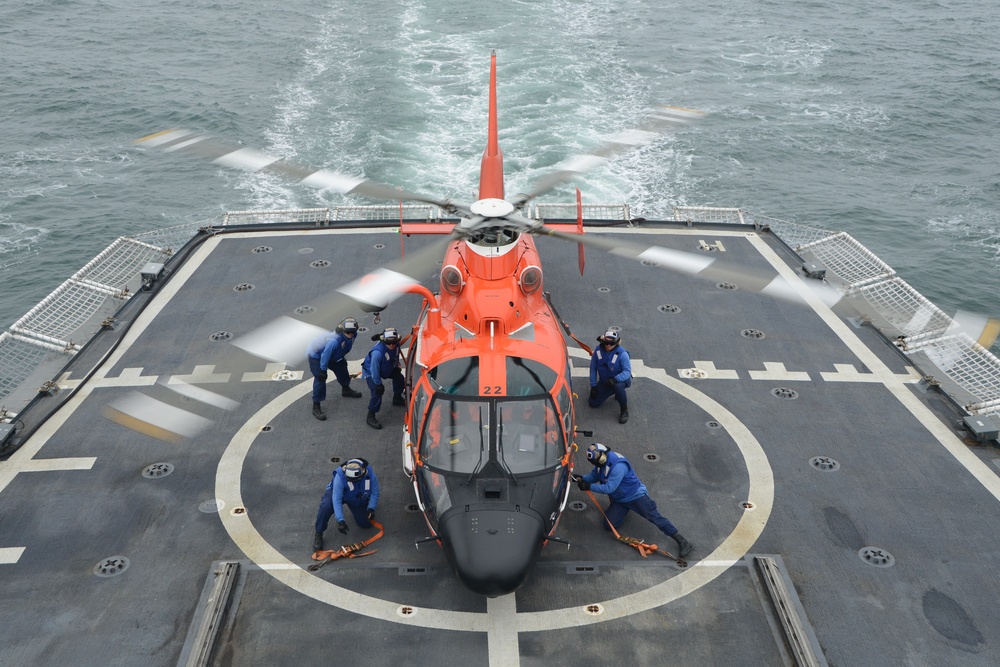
[
  {"xmin": 308, "ymin": 520, "xmax": 385, "ymax": 572},
  {"xmin": 584, "ymin": 489, "xmax": 687, "ymax": 566}
]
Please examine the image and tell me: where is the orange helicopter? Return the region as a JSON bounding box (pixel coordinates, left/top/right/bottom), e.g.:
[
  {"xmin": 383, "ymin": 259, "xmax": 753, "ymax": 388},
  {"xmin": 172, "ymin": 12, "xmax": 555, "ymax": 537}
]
[
  {"xmin": 120, "ymin": 52, "xmax": 718, "ymax": 595},
  {"xmin": 393, "ymin": 56, "xmax": 581, "ymax": 594},
  {"xmin": 377, "ymin": 54, "xmax": 707, "ymax": 595}
]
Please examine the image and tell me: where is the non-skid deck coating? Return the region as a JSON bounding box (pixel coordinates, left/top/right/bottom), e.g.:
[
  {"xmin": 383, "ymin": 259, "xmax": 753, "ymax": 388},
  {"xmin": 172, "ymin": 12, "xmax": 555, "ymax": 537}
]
[{"xmin": 3, "ymin": 223, "xmax": 1000, "ymax": 666}]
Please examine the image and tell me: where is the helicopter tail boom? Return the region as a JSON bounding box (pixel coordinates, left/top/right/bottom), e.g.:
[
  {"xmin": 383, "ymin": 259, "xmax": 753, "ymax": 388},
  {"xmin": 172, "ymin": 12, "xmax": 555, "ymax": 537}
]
[{"xmin": 478, "ymin": 50, "xmax": 505, "ymax": 201}]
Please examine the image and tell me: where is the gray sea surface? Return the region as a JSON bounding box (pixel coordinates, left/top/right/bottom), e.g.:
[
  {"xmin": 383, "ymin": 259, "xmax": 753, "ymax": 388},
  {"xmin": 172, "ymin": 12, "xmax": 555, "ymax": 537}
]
[{"xmin": 2, "ymin": 0, "xmax": 998, "ymax": 340}]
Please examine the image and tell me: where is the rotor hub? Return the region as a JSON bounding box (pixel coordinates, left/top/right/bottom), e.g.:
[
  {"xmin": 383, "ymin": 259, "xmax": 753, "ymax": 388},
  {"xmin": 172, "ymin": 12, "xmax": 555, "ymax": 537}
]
[{"xmin": 469, "ymin": 198, "xmax": 515, "ymax": 219}]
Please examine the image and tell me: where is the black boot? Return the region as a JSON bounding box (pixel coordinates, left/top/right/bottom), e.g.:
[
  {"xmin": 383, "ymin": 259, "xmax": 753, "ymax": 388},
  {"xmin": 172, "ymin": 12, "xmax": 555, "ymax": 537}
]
[
  {"xmin": 313, "ymin": 532, "xmax": 324, "ymax": 552},
  {"xmin": 312, "ymin": 403, "xmax": 326, "ymax": 421},
  {"xmin": 618, "ymin": 405, "xmax": 629, "ymax": 424},
  {"xmin": 366, "ymin": 411, "xmax": 382, "ymax": 430},
  {"xmin": 672, "ymin": 533, "xmax": 693, "ymax": 558},
  {"xmin": 392, "ymin": 394, "xmax": 406, "ymax": 407},
  {"xmin": 341, "ymin": 386, "xmax": 363, "ymax": 398}
]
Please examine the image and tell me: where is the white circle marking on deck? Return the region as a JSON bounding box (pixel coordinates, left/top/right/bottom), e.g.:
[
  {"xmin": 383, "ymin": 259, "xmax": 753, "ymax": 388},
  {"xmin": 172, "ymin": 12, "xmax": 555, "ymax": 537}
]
[{"xmin": 215, "ymin": 350, "xmax": 773, "ymax": 632}]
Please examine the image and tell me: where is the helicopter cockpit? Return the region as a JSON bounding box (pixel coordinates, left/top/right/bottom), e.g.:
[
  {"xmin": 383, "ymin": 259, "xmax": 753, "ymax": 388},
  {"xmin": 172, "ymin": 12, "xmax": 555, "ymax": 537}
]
[{"xmin": 411, "ymin": 354, "xmax": 571, "ymax": 529}]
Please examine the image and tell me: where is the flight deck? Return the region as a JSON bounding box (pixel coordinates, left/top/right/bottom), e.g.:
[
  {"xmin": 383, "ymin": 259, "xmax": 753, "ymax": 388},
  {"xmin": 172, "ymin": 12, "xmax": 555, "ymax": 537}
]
[{"xmin": 2, "ymin": 214, "xmax": 1000, "ymax": 666}]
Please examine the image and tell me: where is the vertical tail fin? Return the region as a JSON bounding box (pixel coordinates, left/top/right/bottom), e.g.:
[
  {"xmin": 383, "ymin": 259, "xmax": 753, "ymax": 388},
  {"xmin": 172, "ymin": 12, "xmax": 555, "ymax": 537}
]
[{"xmin": 478, "ymin": 50, "xmax": 505, "ymax": 200}]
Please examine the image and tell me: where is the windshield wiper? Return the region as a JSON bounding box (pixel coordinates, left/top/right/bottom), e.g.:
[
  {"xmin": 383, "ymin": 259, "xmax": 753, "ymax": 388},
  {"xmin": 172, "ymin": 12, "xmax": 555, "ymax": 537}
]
[
  {"xmin": 495, "ymin": 406, "xmax": 519, "ymax": 483},
  {"xmin": 466, "ymin": 405, "xmax": 487, "ymax": 483}
]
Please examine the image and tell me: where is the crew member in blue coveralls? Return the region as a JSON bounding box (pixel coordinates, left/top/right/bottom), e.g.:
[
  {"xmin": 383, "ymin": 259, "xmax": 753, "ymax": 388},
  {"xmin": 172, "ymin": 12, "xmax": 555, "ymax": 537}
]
[
  {"xmin": 312, "ymin": 458, "xmax": 380, "ymax": 552},
  {"xmin": 306, "ymin": 317, "xmax": 363, "ymax": 421},
  {"xmin": 573, "ymin": 442, "xmax": 693, "ymax": 557},
  {"xmin": 361, "ymin": 327, "xmax": 406, "ymax": 430},
  {"xmin": 589, "ymin": 328, "xmax": 632, "ymax": 424}
]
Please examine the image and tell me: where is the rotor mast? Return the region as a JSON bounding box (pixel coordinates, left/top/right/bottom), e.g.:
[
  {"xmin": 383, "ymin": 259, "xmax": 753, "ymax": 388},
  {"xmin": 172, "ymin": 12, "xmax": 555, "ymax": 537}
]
[{"xmin": 478, "ymin": 50, "xmax": 504, "ymax": 200}]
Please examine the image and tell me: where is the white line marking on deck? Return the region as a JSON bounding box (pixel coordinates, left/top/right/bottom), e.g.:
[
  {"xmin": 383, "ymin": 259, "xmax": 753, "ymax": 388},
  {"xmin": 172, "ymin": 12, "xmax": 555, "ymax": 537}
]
[
  {"xmin": 18, "ymin": 458, "xmax": 96, "ymax": 472},
  {"xmin": 56, "ymin": 372, "xmax": 82, "ymax": 390},
  {"xmin": 0, "ymin": 547, "xmax": 26, "ymax": 564},
  {"xmin": 169, "ymin": 365, "xmax": 231, "ymax": 384},
  {"xmin": 698, "ymin": 239, "xmax": 726, "ymax": 252},
  {"xmin": 0, "ymin": 456, "xmax": 95, "ymax": 495},
  {"xmin": 98, "ymin": 367, "xmax": 159, "ymax": 387},
  {"xmin": 678, "ymin": 361, "xmax": 740, "ymax": 379},
  {"xmin": 487, "ymin": 594, "xmax": 520, "ymax": 667},
  {"xmin": 748, "ymin": 362, "xmax": 811, "ymax": 382},
  {"xmin": 214, "ymin": 350, "xmax": 773, "ymax": 643}
]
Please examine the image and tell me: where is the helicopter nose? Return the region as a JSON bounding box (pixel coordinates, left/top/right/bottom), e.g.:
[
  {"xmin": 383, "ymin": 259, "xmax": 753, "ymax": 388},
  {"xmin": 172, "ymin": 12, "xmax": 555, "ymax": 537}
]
[{"xmin": 439, "ymin": 507, "xmax": 545, "ymax": 597}]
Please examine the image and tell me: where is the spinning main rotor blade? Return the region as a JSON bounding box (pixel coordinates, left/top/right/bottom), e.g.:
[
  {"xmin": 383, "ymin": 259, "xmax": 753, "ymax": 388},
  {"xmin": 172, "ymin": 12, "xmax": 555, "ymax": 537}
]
[
  {"xmin": 233, "ymin": 233, "xmax": 455, "ymax": 364},
  {"xmin": 135, "ymin": 129, "xmax": 466, "ymax": 212},
  {"xmin": 529, "ymin": 221, "xmax": 844, "ymax": 307},
  {"xmin": 106, "ymin": 233, "xmax": 455, "ymax": 441},
  {"xmin": 511, "ymin": 105, "xmax": 706, "ymax": 208}
]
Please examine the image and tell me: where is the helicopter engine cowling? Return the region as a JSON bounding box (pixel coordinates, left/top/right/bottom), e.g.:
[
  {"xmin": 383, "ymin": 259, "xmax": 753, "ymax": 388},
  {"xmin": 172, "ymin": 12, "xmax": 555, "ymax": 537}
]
[{"xmin": 438, "ymin": 504, "xmax": 546, "ymax": 597}]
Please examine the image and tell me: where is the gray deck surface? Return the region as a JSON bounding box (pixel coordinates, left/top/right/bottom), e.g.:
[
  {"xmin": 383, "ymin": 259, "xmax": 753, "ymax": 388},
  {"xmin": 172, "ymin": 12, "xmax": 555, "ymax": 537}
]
[{"xmin": 2, "ymin": 222, "xmax": 1000, "ymax": 666}]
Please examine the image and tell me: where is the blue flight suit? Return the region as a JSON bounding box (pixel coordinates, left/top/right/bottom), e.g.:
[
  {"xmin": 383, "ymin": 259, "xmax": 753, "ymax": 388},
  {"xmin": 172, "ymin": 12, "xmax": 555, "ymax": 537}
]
[
  {"xmin": 361, "ymin": 340, "xmax": 405, "ymax": 413},
  {"xmin": 581, "ymin": 451, "xmax": 679, "ymax": 537},
  {"xmin": 589, "ymin": 344, "xmax": 632, "ymax": 408},
  {"xmin": 314, "ymin": 465, "xmax": 380, "ymax": 533},
  {"xmin": 306, "ymin": 331, "xmax": 356, "ymax": 404}
]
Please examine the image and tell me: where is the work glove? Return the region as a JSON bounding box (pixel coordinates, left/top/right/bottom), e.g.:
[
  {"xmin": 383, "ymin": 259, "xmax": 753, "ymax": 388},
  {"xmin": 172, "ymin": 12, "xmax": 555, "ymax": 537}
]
[
  {"xmin": 577, "ymin": 478, "xmax": 591, "ymax": 491},
  {"xmin": 367, "ymin": 509, "xmax": 376, "ymax": 521},
  {"xmin": 375, "ymin": 384, "xmax": 385, "ymax": 396},
  {"xmin": 337, "ymin": 521, "xmax": 349, "ymax": 534},
  {"xmin": 589, "ymin": 386, "xmax": 598, "ymax": 400},
  {"xmin": 606, "ymin": 379, "xmax": 616, "ymax": 389},
  {"xmin": 319, "ymin": 372, "xmax": 328, "ymax": 382}
]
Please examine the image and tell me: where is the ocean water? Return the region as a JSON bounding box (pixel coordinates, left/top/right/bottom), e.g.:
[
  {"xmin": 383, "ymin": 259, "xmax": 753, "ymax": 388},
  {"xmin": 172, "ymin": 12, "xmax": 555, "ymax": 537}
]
[{"xmin": 2, "ymin": 0, "xmax": 998, "ymax": 340}]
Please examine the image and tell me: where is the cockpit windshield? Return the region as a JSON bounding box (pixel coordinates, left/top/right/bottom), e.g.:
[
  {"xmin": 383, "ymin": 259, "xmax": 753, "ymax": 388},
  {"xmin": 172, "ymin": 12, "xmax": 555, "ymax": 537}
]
[
  {"xmin": 420, "ymin": 397, "xmax": 488, "ymax": 474},
  {"xmin": 497, "ymin": 398, "xmax": 563, "ymax": 473},
  {"xmin": 419, "ymin": 396, "xmax": 564, "ymax": 476}
]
